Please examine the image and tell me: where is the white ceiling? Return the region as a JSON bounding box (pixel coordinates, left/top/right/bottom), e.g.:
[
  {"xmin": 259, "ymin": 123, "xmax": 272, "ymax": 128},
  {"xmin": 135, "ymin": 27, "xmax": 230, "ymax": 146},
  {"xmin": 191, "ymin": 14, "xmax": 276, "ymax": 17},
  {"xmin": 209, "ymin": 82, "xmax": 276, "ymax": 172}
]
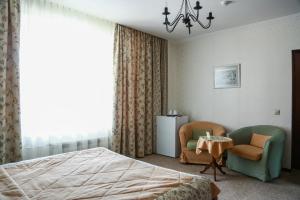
[{"xmin": 50, "ymin": 0, "xmax": 300, "ymax": 40}]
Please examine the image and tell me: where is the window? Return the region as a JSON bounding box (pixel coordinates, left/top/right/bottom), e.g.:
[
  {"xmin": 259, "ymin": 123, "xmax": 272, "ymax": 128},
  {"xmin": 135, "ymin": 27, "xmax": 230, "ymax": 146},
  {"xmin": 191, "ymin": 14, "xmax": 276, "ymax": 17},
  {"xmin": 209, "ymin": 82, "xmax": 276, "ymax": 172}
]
[{"xmin": 20, "ymin": 0, "xmax": 114, "ymax": 159}]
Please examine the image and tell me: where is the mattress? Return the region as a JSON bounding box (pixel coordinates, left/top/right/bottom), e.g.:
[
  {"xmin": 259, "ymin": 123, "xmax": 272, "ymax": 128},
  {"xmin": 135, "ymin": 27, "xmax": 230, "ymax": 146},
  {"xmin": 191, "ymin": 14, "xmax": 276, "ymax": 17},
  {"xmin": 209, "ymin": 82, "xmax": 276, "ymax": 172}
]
[{"xmin": 0, "ymin": 147, "xmax": 219, "ymax": 200}]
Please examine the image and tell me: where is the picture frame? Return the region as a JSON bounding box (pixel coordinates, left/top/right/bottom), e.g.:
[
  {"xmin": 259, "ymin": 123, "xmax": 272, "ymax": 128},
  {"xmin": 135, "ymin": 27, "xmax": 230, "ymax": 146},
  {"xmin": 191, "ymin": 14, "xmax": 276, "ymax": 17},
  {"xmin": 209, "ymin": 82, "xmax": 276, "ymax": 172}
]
[{"xmin": 214, "ymin": 64, "xmax": 241, "ymax": 89}]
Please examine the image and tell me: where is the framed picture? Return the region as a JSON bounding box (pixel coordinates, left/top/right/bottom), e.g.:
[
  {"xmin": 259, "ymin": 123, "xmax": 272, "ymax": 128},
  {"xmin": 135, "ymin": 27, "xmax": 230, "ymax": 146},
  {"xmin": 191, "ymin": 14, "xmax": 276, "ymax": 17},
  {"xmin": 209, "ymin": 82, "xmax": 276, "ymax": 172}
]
[{"xmin": 214, "ymin": 64, "xmax": 241, "ymax": 89}]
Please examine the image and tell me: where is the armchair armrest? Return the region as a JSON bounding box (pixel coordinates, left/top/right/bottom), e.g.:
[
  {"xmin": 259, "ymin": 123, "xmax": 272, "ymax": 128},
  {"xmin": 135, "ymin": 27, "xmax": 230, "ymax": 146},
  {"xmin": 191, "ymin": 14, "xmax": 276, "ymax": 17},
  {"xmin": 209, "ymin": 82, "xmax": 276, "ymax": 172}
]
[
  {"xmin": 265, "ymin": 131, "xmax": 285, "ymax": 178},
  {"xmin": 179, "ymin": 124, "xmax": 192, "ymax": 149},
  {"xmin": 260, "ymin": 140, "xmax": 271, "ymax": 167}
]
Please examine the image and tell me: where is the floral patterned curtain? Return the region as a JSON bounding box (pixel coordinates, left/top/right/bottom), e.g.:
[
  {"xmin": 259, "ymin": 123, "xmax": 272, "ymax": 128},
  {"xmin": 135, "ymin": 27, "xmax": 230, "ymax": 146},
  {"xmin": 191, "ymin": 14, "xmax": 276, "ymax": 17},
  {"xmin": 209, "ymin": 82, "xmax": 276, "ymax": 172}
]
[
  {"xmin": 112, "ymin": 24, "xmax": 168, "ymax": 158},
  {"xmin": 0, "ymin": 0, "xmax": 22, "ymax": 164}
]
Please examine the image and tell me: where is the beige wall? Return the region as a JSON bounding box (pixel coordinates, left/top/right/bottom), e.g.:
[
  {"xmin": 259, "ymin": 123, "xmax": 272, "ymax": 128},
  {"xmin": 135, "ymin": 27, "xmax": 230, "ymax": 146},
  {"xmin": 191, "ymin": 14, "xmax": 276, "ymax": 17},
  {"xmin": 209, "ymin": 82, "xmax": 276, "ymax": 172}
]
[
  {"xmin": 168, "ymin": 13, "xmax": 300, "ymax": 168},
  {"xmin": 168, "ymin": 41, "xmax": 178, "ymax": 111}
]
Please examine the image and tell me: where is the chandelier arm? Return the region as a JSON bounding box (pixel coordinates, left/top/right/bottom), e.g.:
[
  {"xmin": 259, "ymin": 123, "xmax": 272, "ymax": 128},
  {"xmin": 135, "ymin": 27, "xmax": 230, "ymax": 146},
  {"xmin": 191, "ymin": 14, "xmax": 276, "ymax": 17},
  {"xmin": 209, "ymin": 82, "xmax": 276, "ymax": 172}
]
[
  {"xmin": 185, "ymin": 0, "xmax": 188, "ymax": 17},
  {"xmin": 189, "ymin": 14, "xmax": 205, "ymax": 27},
  {"xmin": 189, "ymin": 14, "xmax": 211, "ymax": 29},
  {"xmin": 166, "ymin": 14, "xmax": 184, "ymax": 33},
  {"xmin": 188, "ymin": 1, "xmax": 213, "ymax": 29},
  {"xmin": 187, "ymin": 0, "xmax": 198, "ymax": 19},
  {"xmin": 168, "ymin": 0, "xmax": 185, "ymax": 26}
]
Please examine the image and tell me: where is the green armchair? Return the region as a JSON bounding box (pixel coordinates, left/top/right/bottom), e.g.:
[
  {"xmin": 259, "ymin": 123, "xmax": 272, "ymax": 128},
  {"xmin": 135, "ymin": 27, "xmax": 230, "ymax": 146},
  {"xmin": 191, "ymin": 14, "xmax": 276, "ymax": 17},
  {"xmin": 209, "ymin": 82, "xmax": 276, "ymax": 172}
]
[{"xmin": 227, "ymin": 125, "xmax": 286, "ymax": 182}]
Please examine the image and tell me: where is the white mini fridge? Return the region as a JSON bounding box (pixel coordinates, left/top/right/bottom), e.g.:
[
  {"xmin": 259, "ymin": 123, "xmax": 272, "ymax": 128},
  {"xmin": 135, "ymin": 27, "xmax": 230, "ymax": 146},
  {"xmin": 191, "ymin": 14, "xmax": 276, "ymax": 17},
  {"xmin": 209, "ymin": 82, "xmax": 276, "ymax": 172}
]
[{"xmin": 156, "ymin": 116, "xmax": 188, "ymax": 158}]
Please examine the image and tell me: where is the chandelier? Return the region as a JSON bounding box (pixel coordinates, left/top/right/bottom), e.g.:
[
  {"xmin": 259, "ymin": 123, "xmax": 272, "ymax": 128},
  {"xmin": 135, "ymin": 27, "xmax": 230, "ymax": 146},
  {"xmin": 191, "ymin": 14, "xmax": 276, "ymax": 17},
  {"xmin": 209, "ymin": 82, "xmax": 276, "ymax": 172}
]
[{"xmin": 162, "ymin": 0, "xmax": 214, "ymax": 34}]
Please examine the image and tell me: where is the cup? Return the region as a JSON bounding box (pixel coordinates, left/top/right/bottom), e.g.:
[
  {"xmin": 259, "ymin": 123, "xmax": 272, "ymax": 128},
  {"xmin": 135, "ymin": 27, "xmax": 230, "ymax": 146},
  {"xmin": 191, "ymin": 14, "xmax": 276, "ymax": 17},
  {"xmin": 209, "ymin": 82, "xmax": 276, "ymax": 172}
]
[{"xmin": 206, "ymin": 131, "xmax": 211, "ymax": 140}]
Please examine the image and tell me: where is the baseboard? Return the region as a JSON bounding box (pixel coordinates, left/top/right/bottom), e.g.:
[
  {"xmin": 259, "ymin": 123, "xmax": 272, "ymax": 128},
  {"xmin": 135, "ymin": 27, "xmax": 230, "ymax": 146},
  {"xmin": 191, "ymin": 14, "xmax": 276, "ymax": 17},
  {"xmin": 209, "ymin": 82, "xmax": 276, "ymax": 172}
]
[{"xmin": 282, "ymin": 168, "xmax": 292, "ymax": 172}]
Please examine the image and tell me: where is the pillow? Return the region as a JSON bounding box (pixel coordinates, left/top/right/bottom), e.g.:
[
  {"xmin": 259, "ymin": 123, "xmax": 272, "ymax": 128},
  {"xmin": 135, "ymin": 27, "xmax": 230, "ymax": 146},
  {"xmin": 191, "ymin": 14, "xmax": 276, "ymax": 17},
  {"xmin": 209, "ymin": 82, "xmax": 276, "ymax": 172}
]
[
  {"xmin": 250, "ymin": 133, "xmax": 271, "ymax": 148},
  {"xmin": 192, "ymin": 128, "xmax": 213, "ymax": 140}
]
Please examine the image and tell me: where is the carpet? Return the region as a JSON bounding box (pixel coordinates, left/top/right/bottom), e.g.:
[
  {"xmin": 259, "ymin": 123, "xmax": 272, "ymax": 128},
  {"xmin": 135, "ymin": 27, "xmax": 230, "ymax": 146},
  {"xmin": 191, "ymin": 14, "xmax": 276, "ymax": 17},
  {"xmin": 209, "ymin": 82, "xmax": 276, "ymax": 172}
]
[{"xmin": 138, "ymin": 154, "xmax": 300, "ymax": 200}]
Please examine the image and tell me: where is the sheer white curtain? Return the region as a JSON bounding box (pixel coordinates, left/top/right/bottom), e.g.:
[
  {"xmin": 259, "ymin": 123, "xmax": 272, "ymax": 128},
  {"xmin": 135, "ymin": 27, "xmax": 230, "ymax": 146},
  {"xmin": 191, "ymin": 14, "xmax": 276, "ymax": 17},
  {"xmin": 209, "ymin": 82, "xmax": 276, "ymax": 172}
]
[{"xmin": 20, "ymin": 0, "xmax": 114, "ymax": 160}]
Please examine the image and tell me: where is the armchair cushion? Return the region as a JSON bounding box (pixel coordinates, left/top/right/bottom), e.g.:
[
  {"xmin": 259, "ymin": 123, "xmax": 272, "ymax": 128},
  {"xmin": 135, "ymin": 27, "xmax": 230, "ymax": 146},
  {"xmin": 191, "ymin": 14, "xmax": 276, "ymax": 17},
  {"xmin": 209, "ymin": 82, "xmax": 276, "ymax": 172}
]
[
  {"xmin": 192, "ymin": 128, "xmax": 212, "ymax": 140},
  {"xmin": 187, "ymin": 140, "xmax": 198, "ymax": 150},
  {"xmin": 250, "ymin": 133, "xmax": 271, "ymax": 148},
  {"xmin": 229, "ymin": 144, "xmax": 263, "ymax": 161}
]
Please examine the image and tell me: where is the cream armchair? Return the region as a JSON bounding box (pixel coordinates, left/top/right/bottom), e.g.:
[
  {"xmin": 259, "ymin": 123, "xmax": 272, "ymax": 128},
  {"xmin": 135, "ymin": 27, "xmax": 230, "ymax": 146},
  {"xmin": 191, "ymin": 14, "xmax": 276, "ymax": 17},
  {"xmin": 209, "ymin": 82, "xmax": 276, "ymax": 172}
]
[{"xmin": 179, "ymin": 121, "xmax": 226, "ymax": 164}]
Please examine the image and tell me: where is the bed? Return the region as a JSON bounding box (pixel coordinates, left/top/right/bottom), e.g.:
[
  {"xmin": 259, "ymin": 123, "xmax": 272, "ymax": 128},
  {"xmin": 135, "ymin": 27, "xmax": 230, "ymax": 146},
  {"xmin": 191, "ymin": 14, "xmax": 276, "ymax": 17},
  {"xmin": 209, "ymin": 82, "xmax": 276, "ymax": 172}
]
[{"xmin": 0, "ymin": 147, "xmax": 220, "ymax": 200}]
